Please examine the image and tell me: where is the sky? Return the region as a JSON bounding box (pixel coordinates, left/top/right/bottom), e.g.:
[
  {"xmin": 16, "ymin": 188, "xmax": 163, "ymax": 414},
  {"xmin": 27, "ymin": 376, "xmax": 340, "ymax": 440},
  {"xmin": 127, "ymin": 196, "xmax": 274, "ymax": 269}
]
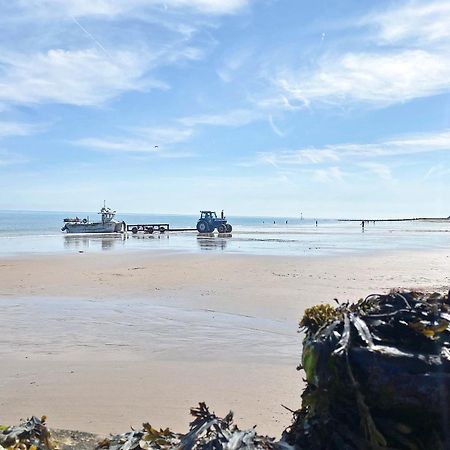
[{"xmin": 0, "ymin": 0, "xmax": 449, "ymax": 218}]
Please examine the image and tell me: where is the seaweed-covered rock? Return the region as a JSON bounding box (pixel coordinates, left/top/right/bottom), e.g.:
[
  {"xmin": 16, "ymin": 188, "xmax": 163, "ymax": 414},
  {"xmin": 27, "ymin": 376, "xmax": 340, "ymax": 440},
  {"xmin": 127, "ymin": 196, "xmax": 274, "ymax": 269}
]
[{"xmin": 284, "ymin": 290, "xmax": 450, "ymax": 450}]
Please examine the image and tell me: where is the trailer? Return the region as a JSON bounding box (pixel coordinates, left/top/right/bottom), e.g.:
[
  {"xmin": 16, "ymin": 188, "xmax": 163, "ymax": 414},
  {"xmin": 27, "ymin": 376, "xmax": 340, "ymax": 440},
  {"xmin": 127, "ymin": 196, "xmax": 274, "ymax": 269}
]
[
  {"xmin": 126, "ymin": 223, "xmax": 197, "ymax": 234},
  {"xmin": 127, "ymin": 223, "xmax": 170, "ymax": 234}
]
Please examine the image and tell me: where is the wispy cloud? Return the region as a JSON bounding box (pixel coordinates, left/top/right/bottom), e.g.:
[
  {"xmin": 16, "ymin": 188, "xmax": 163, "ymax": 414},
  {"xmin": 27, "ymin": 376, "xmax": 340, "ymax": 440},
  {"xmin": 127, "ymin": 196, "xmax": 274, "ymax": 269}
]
[
  {"xmin": 366, "ymin": 1, "xmax": 450, "ymax": 44},
  {"xmin": 0, "ymin": 121, "xmax": 45, "ymax": 138},
  {"xmin": 276, "ymin": 50, "xmax": 450, "ymax": 107},
  {"xmin": 179, "ymin": 108, "xmax": 260, "ymax": 127},
  {"xmin": 313, "ymin": 166, "xmax": 345, "ymax": 183},
  {"xmin": 255, "ymin": 130, "xmax": 450, "ymax": 166},
  {"xmin": 273, "ymin": 1, "xmax": 450, "ymax": 108},
  {"xmin": 153, "ymin": 0, "xmax": 250, "ymax": 15},
  {"xmin": 0, "ymin": 0, "xmax": 248, "ymax": 109},
  {"xmin": 75, "ymin": 109, "xmax": 264, "ymax": 156},
  {"xmin": 0, "ymin": 149, "xmax": 29, "ymax": 166},
  {"xmin": 358, "ymin": 162, "xmax": 393, "ymax": 181},
  {"xmin": 15, "ymin": 0, "xmax": 250, "ymax": 19},
  {"xmin": 216, "ymin": 45, "xmax": 255, "ymax": 82},
  {"xmin": 268, "ymin": 115, "xmax": 285, "ymax": 137},
  {"xmin": 74, "ymin": 126, "xmax": 194, "ymax": 154},
  {"xmin": 0, "ymin": 121, "xmax": 44, "ymax": 168},
  {"xmin": 0, "ymin": 47, "xmax": 182, "ymax": 107},
  {"xmin": 424, "ymin": 163, "xmax": 450, "ymax": 180}
]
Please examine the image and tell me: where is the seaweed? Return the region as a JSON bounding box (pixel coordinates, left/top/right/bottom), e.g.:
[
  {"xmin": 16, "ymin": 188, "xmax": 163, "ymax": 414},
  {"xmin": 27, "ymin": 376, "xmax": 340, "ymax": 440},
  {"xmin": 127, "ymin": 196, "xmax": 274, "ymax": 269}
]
[
  {"xmin": 0, "ymin": 416, "xmax": 55, "ymax": 450},
  {"xmin": 98, "ymin": 402, "xmax": 280, "ymax": 450},
  {"xmin": 286, "ymin": 289, "xmax": 450, "ymax": 449}
]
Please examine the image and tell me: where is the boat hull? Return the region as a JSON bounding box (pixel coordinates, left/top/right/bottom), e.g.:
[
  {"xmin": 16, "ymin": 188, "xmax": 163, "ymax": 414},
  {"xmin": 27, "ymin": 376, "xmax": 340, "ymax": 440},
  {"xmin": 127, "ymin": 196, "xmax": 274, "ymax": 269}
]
[{"xmin": 63, "ymin": 221, "xmax": 124, "ymax": 233}]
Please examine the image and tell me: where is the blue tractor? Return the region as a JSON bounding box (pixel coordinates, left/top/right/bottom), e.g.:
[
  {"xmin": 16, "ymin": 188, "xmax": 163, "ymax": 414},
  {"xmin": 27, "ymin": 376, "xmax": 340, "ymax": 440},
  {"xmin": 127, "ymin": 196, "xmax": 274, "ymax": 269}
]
[{"xmin": 197, "ymin": 211, "xmax": 232, "ymax": 233}]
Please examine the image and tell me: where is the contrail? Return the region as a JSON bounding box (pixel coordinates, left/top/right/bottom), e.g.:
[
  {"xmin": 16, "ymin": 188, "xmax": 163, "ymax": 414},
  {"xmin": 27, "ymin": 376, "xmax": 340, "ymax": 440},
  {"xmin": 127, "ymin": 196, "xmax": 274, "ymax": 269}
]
[{"xmin": 71, "ymin": 15, "xmax": 113, "ymax": 60}]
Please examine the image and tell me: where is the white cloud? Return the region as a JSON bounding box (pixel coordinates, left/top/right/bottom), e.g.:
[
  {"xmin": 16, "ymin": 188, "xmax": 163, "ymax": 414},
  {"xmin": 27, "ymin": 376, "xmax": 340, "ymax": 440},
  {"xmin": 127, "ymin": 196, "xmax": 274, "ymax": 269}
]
[
  {"xmin": 358, "ymin": 162, "xmax": 392, "ymax": 181},
  {"xmin": 276, "ymin": 49, "xmax": 450, "ymax": 107},
  {"xmin": 0, "ymin": 150, "xmax": 28, "ymax": 166},
  {"xmin": 0, "ymin": 0, "xmax": 247, "ymax": 109},
  {"xmin": 314, "ymin": 166, "xmax": 344, "ymax": 183},
  {"xmin": 132, "ymin": 126, "xmax": 194, "ymax": 144},
  {"xmin": 256, "ymin": 130, "xmax": 450, "ymax": 166},
  {"xmin": 216, "ymin": 46, "xmax": 254, "ymax": 82},
  {"xmin": 268, "ymin": 115, "xmax": 285, "ymax": 137},
  {"xmin": 75, "ymin": 137, "xmax": 159, "ymax": 153},
  {"xmin": 424, "ymin": 163, "xmax": 450, "ymax": 180},
  {"xmin": 0, "ymin": 121, "xmax": 44, "ymax": 168},
  {"xmin": 366, "ymin": 1, "xmax": 450, "ymax": 44},
  {"xmin": 75, "ymin": 108, "xmax": 264, "ymax": 156},
  {"xmin": 16, "ymin": 0, "xmax": 249, "ymax": 18},
  {"xmin": 179, "ymin": 109, "xmax": 260, "ymax": 127},
  {"xmin": 0, "ymin": 121, "xmax": 44, "ymax": 138},
  {"xmin": 0, "ymin": 48, "xmax": 169, "ymax": 107},
  {"xmin": 75, "ymin": 126, "xmax": 194, "ymax": 153},
  {"xmin": 274, "ymin": 1, "xmax": 450, "ymax": 108},
  {"xmin": 163, "ymin": 0, "xmax": 249, "ymax": 15}
]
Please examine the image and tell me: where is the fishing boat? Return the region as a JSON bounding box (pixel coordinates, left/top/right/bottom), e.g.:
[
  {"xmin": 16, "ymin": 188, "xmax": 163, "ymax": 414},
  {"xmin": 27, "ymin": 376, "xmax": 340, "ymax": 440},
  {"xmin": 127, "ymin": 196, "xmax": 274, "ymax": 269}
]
[{"xmin": 61, "ymin": 204, "xmax": 125, "ymax": 234}]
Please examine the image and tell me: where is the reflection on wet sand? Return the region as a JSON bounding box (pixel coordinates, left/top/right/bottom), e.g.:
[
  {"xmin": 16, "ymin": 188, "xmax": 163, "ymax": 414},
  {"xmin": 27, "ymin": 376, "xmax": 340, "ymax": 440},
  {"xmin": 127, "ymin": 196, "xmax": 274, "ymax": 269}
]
[
  {"xmin": 197, "ymin": 234, "xmax": 231, "ymax": 251},
  {"xmin": 64, "ymin": 234, "xmax": 126, "ymax": 251},
  {"xmin": 129, "ymin": 234, "xmax": 170, "ymax": 241}
]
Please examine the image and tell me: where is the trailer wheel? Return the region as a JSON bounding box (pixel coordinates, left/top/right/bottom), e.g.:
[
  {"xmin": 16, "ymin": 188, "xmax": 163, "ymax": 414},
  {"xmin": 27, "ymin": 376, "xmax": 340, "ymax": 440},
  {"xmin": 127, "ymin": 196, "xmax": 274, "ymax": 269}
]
[
  {"xmin": 147, "ymin": 226, "xmax": 154, "ymax": 234},
  {"xmin": 159, "ymin": 226, "xmax": 166, "ymax": 233},
  {"xmin": 218, "ymin": 224, "xmax": 227, "ymax": 233},
  {"xmin": 226, "ymin": 224, "xmax": 232, "ymax": 233},
  {"xmin": 131, "ymin": 227, "xmax": 138, "ymax": 234}
]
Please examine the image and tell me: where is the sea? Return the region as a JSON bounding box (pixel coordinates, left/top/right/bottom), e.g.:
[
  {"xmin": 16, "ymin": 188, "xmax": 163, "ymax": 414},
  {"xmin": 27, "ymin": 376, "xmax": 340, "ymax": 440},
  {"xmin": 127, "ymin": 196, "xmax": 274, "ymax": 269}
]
[{"xmin": 0, "ymin": 210, "xmax": 449, "ymax": 257}]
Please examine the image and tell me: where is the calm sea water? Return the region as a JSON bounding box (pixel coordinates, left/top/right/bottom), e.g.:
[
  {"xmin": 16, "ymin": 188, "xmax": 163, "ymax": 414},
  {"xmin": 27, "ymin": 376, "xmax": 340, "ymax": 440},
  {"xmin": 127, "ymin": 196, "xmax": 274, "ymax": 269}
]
[{"xmin": 0, "ymin": 210, "xmax": 449, "ymax": 257}]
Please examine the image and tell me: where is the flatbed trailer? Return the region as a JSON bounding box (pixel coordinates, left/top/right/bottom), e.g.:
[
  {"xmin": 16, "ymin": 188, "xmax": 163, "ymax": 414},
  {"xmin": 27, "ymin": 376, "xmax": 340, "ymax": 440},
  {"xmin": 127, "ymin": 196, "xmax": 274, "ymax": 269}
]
[
  {"xmin": 127, "ymin": 224, "xmax": 197, "ymax": 234},
  {"xmin": 127, "ymin": 223, "xmax": 170, "ymax": 234}
]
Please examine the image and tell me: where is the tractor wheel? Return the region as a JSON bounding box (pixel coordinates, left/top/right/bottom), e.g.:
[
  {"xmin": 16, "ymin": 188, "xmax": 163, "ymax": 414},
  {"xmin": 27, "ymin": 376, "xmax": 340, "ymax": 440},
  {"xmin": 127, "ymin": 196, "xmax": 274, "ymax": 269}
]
[
  {"xmin": 145, "ymin": 226, "xmax": 154, "ymax": 234},
  {"xmin": 197, "ymin": 220, "xmax": 209, "ymax": 233},
  {"xmin": 131, "ymin": 227, "xmax": 138, "ymax": 234},
  {"xmin": 218, "ymin": 224, "xmax": 227, "ymax": 233},
  {"xmin": 226, "ymin": 224, "xmax": 232, "ymax": 233}
]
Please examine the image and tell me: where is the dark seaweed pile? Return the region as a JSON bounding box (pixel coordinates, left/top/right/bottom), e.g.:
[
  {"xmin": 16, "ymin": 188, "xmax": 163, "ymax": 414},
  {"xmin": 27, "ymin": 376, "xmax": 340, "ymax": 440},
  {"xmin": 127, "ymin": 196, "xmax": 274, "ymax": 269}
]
[
  {"xmin": 97, "ymin": 403, "xmax": 280, "ymax": 450},
  {"xmin": 1, "ymin": 405, "xmax": 281, "ymax": 450},
  {"xmin": 0, "ymin": 416, "xmax": 55, "ymax": 450},
  {"xmin": 285, "ymin": 290, "xmax": 450, "ymax": 450}
]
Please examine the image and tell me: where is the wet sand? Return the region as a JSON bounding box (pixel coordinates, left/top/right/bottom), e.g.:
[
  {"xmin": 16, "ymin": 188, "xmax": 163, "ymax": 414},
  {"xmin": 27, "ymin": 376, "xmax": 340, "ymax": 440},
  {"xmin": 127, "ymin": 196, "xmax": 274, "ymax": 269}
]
[{"xmin": 0, "ymin": 250, "xmax": 449, "ymax": 437}]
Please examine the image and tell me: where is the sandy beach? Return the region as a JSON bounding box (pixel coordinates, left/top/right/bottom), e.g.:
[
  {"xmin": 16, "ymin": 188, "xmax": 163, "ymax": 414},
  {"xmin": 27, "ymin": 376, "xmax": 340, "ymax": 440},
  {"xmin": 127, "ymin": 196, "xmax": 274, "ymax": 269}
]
[{"xmin": 0, "ymin": 249, "xmax": 449, "ymax": 437}]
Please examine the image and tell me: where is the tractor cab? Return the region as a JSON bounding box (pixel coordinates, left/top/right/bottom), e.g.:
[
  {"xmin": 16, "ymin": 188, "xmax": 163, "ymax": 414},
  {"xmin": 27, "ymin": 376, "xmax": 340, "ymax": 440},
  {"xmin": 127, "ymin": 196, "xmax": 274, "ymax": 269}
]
[
  {"xmin": 197, "ymin": 210, "xmax": 232, "ymax": 234},
  {"xmin": 200, "ymin": 211, "xmax": 217, "ymax": 221}
]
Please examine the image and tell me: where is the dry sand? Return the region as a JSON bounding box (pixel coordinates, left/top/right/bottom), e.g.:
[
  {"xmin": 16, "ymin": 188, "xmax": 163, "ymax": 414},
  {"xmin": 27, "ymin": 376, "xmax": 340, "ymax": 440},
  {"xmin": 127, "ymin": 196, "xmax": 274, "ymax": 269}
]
[{"xmin": 0, "ymin": 249, "xmax": 449, "ymax": 438}]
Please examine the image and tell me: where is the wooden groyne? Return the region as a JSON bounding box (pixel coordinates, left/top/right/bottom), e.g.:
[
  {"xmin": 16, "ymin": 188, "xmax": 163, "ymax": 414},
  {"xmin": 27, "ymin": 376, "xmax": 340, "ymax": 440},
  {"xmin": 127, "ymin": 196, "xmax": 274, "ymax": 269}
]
[{"xmin": 339, "ymin": 217, "xmax": 450, "ymax": 223}]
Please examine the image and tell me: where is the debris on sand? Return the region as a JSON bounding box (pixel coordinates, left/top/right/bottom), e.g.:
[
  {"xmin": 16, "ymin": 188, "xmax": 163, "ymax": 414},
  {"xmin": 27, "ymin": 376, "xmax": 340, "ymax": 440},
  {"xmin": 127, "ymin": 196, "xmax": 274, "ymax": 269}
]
[
  {"xmin": 285, "ymin": 289, "xmax": 450, "ymax": 449},
  {"xmin": 97, "ymin": 402, "xmax": 280, "ymax": 450},
  {"xmin": 0, "ymin": 416, "xmax": 56, "ymax": 450}
]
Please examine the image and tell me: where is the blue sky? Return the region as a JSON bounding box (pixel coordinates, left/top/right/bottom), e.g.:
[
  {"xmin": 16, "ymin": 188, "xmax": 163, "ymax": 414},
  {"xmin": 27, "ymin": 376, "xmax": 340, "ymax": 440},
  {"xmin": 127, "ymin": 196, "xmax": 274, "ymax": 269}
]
[{"xmin": 0, "ymin": 0, "xmax": 449, "ymax": 218}]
